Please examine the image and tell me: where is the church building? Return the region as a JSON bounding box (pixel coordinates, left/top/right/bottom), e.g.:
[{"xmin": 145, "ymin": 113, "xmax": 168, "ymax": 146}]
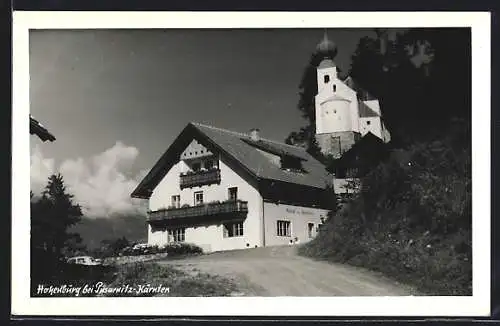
[
  {"xmin": 313, "ymin": 32, "xmax": 391, "ymax": 195},
  {"xmin": 314, "ymin": 32, "xmax": 391, "ymax": 159},
  {"xmin": 131, "ymin": 32, "xmax": 390, "ymax": 252}
]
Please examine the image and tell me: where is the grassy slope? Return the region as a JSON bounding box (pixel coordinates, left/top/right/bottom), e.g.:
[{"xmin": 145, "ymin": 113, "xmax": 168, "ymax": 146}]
[
  {"xmin": 299, "ymin": 125, "xmax": 472, "ymax": 295},
  {"xmin": 105, "ymin": 262, "xmax": 240, "ymax": 297}
]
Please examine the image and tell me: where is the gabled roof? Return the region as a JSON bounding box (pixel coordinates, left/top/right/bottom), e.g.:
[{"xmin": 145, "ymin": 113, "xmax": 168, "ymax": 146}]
[
  {"xmin": 131, "ymin": 122, "xmax": 332, "ymax": 199},
  {"xmin": 30, "ymin": 115, "xmax": 56, "ymax": 142},
  {"xmin": 358, "ymin": 101, "xmax": 380, "ymax": 118}
]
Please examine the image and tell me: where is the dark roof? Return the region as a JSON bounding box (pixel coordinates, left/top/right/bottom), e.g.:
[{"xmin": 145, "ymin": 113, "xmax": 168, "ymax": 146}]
[
  {"xmin": 341, "ymin": 76, "xmax": 377, "ymax": 101},
  {"xmin": 333, "ymin": 132, "xmax": 389, "ymax": 173},
  {"xmin": 30, "ymin": 116, "xmax": 56, "ymax": 142},
  {"xmin": 131, "ymin": 122, "xmax": 332, "ymax": 199},
  {"xmin": 358, "ymin": 101, "xmax": 380, "ymax": 118}
]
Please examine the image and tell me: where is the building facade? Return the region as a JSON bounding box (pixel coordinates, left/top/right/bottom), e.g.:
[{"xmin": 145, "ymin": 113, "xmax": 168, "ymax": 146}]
[{"xmin": 131, "ymin": 123, "xmax": 333, "ymax": 252}]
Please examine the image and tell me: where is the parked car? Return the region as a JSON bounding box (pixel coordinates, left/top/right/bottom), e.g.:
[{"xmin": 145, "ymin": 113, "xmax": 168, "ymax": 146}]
[
  {"xmin": 66, "ymin": 256, "xmax": 102, "ymax": 266},
  {"xmin": 132, "ymin": 243, "xmax": 149, "ymax": 250}
]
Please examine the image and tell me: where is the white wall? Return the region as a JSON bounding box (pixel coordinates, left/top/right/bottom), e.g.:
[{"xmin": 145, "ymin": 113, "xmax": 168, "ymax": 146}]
[
  {"xmin": 316, "ymin": 66, "xmax": 337, "ymax": 94},
  {"xmin": 363, "ymin": 100, "xmax": 381, "ymax": 115},
  {"xmin": 333, "ymin": 178, "xmax": 360, "ymax": 194},
  {"xmin": 317, "ymin": 99, "xmax": 351, "ymax": 134},
  {"xmin": 359, "ymin": 116, "xmax": 383, "ymax": 139},
  {"xmin": 263, "ymin": 202, "xmax": 330, "ymax": 246},
  {"xmin": 148, "ymin": 153, "xmax": 263, "ymax": 252},
  {"xmin": 315, "ymin": 74, "xmax": 360, "ymax": 135}
]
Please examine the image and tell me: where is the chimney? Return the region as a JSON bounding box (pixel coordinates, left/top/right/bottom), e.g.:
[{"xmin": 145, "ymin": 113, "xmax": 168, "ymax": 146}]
[{"xmin": 249, "ymin": 128, "xmax": 260, "ymax": 141}]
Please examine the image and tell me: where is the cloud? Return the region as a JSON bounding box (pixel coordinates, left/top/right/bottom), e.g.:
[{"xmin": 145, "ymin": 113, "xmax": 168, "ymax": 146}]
[
  {"xmin": 30, "ymin": 145, "xmax": 56, "ymax": 194},
  {"xmin": 31, "ymin": 142, "xmax": 148, "ymax": 218}
]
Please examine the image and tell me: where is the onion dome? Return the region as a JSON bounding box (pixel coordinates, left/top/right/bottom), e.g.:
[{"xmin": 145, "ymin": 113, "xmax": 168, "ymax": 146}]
[{"xmin": 316, "ymin": 30, "xmax": 337, "ymax": 59}]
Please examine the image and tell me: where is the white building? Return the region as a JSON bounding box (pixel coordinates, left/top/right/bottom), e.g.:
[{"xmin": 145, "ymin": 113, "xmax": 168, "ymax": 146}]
[
  {"xmin": 131, "ymin": 33, "xmax": 392, "ymax": 252},
  {"xmin": 314, "ymin": 32, "xmax": 391, "ymax": 159},
  {"xmin": 131, "ymin": 123, "xmax": 334, "ymax": 253}
]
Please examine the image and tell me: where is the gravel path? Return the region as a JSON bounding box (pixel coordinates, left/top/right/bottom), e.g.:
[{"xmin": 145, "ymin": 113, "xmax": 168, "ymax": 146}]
[{"xmin": 156, "ymin": 245, "xmax": 418, "ymax": 296}]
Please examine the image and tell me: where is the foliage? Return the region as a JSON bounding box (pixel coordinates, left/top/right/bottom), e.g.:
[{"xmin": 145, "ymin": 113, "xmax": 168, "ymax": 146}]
[
  {"xmin": 299, "ymin": 121, "xmax": 472, "ymax": 295},
  {"xmin": 348, "ymin": 28, "xmax": 470, "ymax": 146},
  {"xmin": 119, "ymin": 242, "xmax": 203, "ymax": 258},
  {"xmin": 31, "ymin": 174, "xmax": 85, "ymax": 286}
]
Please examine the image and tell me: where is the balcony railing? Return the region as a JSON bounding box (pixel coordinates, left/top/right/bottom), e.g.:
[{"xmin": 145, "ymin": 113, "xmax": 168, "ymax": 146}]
[
  {"xmin": 179, "ymin": 168, "xmax": 221, "ymax": 189},
  {"xmin": 148, "ymin": 200, "xmax": 248, "ymax": 223}
]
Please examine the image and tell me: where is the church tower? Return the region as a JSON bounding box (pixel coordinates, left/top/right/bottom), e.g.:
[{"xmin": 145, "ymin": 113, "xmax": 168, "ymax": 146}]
[{"xmin": 314, "ymin": 32, "xmax": 361, "ymax": 158}]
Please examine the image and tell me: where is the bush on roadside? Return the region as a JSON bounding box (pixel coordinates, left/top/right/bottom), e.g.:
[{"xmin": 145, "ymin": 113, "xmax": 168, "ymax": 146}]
[
  {"xmin": 299, "ymin": 120, "xmax": 472, "ymax": 295},
  {"xmin": 163, "ymin": 242, "xmax": 203, "ymax": 257}
]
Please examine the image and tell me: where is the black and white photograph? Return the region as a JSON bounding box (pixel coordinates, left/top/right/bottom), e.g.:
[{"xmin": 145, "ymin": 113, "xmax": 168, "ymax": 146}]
[{"xmin": 12, "ymin": 11, "xmax": 490, "ymax": 316}]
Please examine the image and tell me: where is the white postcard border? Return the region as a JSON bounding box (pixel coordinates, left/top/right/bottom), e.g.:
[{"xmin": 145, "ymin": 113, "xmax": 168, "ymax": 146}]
[{"xmin": 12, "ymin": 11, "xmax": 491, "ymax": 317}]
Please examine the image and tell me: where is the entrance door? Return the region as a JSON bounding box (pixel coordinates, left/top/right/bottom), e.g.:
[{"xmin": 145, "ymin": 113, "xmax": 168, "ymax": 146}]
[{"xmin": 308, "ymin": 223, "xmax": 314, "ymax": 238}]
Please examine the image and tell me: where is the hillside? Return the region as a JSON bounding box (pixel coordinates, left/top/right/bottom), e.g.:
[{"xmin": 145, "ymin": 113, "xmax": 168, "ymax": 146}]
[
  {"xmin": 71, "ymin": 214, "xmax": 148, "ymax": 249},
  {"xmin": 299, "ymin": 120, "xmax": 472, "ymax": 295}
]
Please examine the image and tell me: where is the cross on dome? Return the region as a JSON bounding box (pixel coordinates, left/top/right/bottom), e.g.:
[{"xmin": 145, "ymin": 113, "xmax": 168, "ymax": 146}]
[{"xmin": 316, "ymin": 29, "xmax": 338, "ymax": 59}]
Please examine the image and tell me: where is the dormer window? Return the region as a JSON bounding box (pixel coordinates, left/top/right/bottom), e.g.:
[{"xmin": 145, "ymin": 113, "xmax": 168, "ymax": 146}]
[
  {"xmin": 324, "ymin": 75, "xmax": 330, "ymax": 83},
  {"xmin": 280, "ymin": 155, "xmax": 305, "ymax": 173}
]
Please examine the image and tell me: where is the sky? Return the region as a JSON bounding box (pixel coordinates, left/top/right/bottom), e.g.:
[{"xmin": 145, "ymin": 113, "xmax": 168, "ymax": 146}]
[{"xmin": 29, "ymin": 28, "xmax": 376, "ymax": 217}]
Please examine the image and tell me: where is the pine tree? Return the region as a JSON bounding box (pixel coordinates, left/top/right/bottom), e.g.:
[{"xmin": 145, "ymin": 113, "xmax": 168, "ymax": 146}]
[{"xmin": 31, "ymin": 173, "xmax": 83, "ymax": 262}]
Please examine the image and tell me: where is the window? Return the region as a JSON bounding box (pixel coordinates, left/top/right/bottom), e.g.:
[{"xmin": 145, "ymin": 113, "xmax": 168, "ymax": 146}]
[
  {"xmin": 308, "ymin": 223, "xmax": 314, "ymax": 238},
  {"xmin": 168, "ymin": 228, "xmax": 185, "ymax": 243},
  {"xmin": 194, "ymin": 191, "xmax": 204, "ymax": 205},
  {"xmin": 192, "ymin": 162, "xmax": 201, "ymax": 172},
  {"xmin": 228, "ymin": 187, "xmax": 238, "ymax": 201},
  {"xmin": 280, "ymin": 155, "xmax": 304, "ymax": 172},
  {"xmin": 171, "ymin": 195, "xmax": 180, "ymax": 208},
  {"xmin": 205, "ymin": 159, "xmax": 213, "ymax": 169},
  {"xmin": 333, "ymin": 84, "xmax": 337, "ymax": 92},
  {"xmin": 367, "ymin": 120, "xmax": 371, "ymax": 125},
  {"xmin": 277, "ymin": 220, "xmax": 291, "ymax": 237},
  {"xmin": 324, "ymin": 75, "xmax": 330, "ymax": 83},
  {"xmin": 223, "ymin": 222, "xmax": 244, "ymax": 237}
]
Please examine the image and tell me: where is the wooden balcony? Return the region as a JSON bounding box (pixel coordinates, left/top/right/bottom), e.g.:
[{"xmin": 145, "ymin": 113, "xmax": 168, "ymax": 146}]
[
  {"xmin": 148, "ymin": 200, "xmax": 248, "ymax": 227},
  {"xmin": 179, "ymin": 168, "xmax": 221, "ymax": 189}
]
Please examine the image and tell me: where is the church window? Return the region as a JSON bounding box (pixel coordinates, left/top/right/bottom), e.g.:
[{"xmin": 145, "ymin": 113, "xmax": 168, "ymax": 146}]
[
  {"xmin": 324, "ymin": 75, "xmax": 330, "ymax": 83},
  {"xmin": 333, "ymin": 84, "xmax": 337, "ymax": 92}
]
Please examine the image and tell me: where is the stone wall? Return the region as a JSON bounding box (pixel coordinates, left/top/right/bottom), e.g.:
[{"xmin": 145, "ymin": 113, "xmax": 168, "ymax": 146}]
[{"xmin": 316, "ymin": 131, "xmax": 360, "ymax": 158}]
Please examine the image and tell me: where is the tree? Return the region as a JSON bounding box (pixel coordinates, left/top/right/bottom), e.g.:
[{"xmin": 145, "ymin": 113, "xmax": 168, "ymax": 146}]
[
  {"xmin": 349, "ymin": 28, "xmax": 471, "ymax": 146},
  {"xmin": 31, "ymin": 174, "xmax": 84, "ymax": 263},
  {"xmin": 287, "ymin": 28, "xmax": 471, "ymax": 149}
]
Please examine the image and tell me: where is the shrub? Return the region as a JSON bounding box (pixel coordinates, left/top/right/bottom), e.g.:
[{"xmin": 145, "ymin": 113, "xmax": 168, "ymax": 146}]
[
  {"xmin": 164, "ymin": 243, "xmax": 203, "ymax": 257},
  {"xmin": 299, "ymin": 122, "xmax": 472, "ymax": 295}
]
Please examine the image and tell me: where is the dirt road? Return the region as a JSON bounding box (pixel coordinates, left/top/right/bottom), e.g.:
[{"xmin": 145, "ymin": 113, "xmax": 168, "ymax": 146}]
[{"xmin": 157, "ymin": 245, "xmax": 418, "ymax": 296}]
